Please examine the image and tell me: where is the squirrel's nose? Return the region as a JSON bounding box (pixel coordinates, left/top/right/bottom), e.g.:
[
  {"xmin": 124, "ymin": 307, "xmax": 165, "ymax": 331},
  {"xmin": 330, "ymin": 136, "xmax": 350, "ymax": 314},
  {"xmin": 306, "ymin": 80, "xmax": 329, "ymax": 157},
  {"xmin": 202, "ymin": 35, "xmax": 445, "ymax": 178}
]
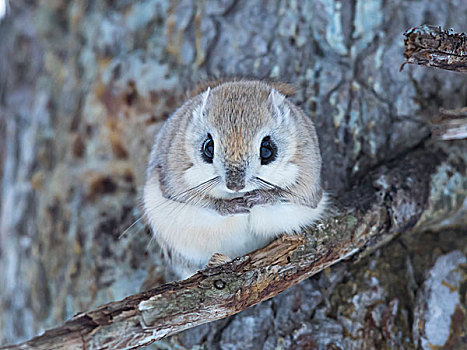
[
  {"xmin": 225, "ymin": 168, "xmax": 245, "ymax": 192},
  {"xmin": 226, "ymin": 181, "xmax": 245, "ymax": 192}
]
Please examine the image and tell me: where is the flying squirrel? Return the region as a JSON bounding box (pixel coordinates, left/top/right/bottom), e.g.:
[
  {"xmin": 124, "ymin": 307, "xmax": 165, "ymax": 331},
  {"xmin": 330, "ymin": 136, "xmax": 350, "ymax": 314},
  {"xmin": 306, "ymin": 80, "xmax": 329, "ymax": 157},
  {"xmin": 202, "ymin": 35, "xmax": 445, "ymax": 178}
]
[{"xmin": 143, "ymin": 79, "xmax": 327, "ymax": 278}]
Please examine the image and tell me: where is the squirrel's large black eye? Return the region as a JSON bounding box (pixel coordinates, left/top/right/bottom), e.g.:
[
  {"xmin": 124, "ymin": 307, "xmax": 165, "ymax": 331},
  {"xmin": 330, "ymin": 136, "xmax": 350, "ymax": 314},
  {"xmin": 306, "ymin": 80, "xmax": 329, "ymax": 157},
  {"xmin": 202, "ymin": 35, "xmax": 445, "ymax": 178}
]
[
  {"xmin": 201, "ymin": 134, "xmax": 214, "ymax": 163},
  {"xmin": 260, "ymin": 136, "xmax": 277, "ymax": 165}
]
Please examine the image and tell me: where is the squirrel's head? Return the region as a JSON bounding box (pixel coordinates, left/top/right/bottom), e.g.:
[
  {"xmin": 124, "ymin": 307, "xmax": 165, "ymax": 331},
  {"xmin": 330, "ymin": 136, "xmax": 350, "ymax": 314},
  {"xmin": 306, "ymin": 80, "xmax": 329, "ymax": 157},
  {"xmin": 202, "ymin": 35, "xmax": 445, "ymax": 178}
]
[{"xmin": 179, "ymin": 80, "xmax": 320, "ymax": 200}]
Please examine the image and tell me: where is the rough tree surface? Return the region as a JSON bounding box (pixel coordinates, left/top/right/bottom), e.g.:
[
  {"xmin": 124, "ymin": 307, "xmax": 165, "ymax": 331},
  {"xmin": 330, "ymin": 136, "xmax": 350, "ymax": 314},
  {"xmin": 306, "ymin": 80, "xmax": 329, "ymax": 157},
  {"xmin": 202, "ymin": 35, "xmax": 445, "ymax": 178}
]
[
  {"xmin": 403, "ymin": 25, "xmax": 467, "ymax": 72},
  {"xmin": 0, "ymin": 1, "xmax": 466, "ymax": 350}
]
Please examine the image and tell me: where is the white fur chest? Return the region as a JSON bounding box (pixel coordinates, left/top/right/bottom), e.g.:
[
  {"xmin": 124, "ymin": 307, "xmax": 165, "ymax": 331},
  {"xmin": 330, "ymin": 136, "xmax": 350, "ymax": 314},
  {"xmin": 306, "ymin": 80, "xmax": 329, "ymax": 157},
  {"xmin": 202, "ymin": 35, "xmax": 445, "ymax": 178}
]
[{"xmin": 144, "ymin": 177, "xmax": 326, "ymax": 271}]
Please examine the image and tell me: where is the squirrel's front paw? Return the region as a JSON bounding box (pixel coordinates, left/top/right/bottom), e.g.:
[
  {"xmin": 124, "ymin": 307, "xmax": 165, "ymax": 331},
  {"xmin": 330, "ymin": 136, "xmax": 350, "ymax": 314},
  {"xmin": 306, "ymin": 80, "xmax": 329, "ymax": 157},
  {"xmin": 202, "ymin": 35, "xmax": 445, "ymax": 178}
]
[
  {"xmin": 216, "ymin": 197, "xmax": 250, "ymax": 215},
  {"xmin": 206, "ymin": 253, "xmax": 232, "ymax": 268},
  {"xmin": 244, "ymin": 190, "xmax": 277, "ymax": 208}
]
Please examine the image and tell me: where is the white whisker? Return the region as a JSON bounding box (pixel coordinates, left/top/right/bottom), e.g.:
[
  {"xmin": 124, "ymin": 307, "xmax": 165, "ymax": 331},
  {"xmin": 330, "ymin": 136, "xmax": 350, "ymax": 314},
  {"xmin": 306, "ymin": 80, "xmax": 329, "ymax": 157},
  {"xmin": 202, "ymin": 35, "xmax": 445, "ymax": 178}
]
[
  {"xmin": 119, "ymin": 217, "xmax": 144, "ymax": 240},
  {"xmin": 254, "ymin": 177, "xmax": 306, "ymax": 203}
]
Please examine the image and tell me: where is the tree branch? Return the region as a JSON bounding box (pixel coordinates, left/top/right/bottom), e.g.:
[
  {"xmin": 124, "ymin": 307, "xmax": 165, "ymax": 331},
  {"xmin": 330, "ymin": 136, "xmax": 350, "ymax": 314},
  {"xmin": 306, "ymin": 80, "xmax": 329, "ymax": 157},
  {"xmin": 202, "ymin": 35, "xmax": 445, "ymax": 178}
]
[
  {"xmin": 431, "ymin": 107, "xmax": 467, "ymax": 140},
  {"xmin": 2, "ymin": 141, "xmax": 466, "ymax": 350},
  {"xmin": 402, "ymin": 25, "xmax": 467, "ymax": 72}
]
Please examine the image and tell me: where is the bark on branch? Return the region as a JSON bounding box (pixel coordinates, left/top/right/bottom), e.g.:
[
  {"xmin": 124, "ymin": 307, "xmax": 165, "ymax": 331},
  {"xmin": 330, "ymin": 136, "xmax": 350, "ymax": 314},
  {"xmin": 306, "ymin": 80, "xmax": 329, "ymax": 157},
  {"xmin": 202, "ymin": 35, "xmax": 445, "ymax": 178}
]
[
  {"xmin": 431, "ymin": 107, "xmax": 467, "ymax": 140},
  {"xmin": 403, "ymin": 26, "xmax": 467, "ymax": 141},
  {"xmin": 403, "ymin": 25, "xmax": 467, "ymax": 72},
  {"xmin": 2, "ymin": 141, "xmax": 466, "ymax": 350}
]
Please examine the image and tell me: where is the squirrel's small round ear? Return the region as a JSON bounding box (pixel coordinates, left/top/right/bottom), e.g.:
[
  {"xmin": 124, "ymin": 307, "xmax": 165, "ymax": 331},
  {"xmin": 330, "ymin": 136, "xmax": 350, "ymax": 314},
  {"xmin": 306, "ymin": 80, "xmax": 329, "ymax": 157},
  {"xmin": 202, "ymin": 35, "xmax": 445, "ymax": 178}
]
[
  {"xmin": 193, "ymin": 87, "xmax": 210, "ymax": 121},
  {"xmin": 268, "ymin": 88, "xmax": 285, "ymax": 107},
  {"xmin": 200, "ymin": 87, "xmax": 210, "ymax": 111},
  {"xmin": 268, "ymin": 88, "xmax": 290, "ymax": 124}
]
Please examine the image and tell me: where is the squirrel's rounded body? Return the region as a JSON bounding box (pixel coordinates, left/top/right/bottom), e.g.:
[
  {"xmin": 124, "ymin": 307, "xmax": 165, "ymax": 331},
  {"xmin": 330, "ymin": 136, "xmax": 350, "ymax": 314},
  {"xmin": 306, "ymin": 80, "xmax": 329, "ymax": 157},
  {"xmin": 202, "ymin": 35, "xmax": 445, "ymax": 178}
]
[{"xmin": 144, "ymin": 80, "xmax": 327, "ymax": 278}]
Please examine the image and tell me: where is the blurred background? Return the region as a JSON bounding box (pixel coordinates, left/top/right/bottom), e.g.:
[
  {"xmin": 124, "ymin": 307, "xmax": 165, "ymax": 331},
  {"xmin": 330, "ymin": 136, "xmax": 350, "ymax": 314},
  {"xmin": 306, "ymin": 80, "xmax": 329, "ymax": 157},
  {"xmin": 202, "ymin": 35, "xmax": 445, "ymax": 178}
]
[{"xmin": 0, "ymin": 1, "xmax": 466, "ymax": 349}]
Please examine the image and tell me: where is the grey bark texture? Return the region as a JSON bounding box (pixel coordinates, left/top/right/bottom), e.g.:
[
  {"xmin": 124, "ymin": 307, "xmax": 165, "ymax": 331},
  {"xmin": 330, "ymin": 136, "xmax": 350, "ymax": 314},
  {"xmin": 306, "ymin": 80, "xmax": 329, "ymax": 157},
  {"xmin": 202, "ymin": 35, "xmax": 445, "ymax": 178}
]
[{"xmin": 0, "ymin": 1, "xmax": 466, "ymax": 350}]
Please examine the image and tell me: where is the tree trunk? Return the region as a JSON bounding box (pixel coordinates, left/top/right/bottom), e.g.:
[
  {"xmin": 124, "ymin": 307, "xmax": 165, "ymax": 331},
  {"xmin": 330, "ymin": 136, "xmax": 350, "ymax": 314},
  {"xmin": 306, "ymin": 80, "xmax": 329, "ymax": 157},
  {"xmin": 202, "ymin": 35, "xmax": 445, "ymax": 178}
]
[{"xmin": 1, "ymin": 1, "xmax": 466, "ymax": 349}]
